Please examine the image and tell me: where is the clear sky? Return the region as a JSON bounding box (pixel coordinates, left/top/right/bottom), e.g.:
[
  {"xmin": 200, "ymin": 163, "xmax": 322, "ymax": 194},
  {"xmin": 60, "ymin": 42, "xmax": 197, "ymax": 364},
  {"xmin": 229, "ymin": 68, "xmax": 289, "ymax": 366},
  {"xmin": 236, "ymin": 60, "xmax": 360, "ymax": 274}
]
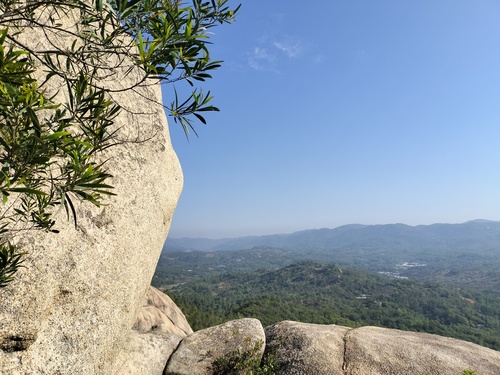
[{"xmin": 163, "ymin": 0, "xmax": 500, "ymax": 239}]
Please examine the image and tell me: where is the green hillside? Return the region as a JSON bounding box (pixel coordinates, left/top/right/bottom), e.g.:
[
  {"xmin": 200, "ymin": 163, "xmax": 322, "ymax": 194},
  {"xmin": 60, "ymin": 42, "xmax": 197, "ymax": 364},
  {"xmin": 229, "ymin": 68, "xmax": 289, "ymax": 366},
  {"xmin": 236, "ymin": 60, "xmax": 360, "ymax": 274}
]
[{"xmin": 162, "ymin": 262, "xmax": 500, "ymax": 351}]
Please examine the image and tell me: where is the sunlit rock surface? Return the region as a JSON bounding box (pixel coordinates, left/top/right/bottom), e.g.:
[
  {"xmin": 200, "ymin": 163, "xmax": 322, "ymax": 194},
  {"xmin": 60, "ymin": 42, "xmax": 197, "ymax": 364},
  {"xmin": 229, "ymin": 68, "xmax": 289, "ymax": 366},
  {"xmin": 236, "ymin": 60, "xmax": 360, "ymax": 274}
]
[
  {"xmin": 265, "ymin": 321, "xmax": 500, "ymax": 375},
  {"xmin": 0, "ymin": 5, "xmax": 183, "ymax": 374}
]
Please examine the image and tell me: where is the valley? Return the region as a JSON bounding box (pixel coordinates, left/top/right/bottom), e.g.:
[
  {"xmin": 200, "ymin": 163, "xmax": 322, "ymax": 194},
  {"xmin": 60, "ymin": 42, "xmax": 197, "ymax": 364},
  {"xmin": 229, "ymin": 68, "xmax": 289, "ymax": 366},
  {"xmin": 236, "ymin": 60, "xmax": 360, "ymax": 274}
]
[{"xmin": 154, "ymin": 220, "xmax": 500, "ymax": 351}]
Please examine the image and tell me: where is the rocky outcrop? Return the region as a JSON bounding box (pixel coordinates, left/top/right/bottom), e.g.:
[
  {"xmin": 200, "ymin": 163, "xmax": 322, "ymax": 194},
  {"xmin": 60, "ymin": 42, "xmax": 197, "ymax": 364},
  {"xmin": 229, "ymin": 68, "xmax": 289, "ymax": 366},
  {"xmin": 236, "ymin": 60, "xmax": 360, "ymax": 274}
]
[
  {"xmin": 264, "ymin": 321, "xmax": 500, "ymax": 375},
  {"xmin": 105, "ymin": 316, "xmax": 500, "ymax": 375},
  {"xmin": 0, "ymin": 5, "xmax": 183, "ymax": 375},
  {"xmin": 165, "ymin": 318, "xmax": 265, "ymax": 375}
]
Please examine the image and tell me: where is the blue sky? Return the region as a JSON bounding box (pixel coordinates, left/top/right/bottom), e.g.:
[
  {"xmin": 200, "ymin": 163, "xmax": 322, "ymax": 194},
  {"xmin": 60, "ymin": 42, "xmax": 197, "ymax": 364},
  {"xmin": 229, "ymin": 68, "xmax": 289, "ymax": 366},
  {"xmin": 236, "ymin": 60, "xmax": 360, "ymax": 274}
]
[{"xmin": 163, "ymin": 0, "xmax": 500, "ymax": 238}]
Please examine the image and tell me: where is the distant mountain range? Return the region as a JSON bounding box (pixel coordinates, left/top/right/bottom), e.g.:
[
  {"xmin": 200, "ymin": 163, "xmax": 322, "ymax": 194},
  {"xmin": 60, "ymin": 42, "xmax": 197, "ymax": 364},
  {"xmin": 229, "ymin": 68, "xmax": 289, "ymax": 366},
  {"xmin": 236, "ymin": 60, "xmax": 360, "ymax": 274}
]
[{"xmin": 164, "ymin": 219, "xmax": 500, "ymax": 252}]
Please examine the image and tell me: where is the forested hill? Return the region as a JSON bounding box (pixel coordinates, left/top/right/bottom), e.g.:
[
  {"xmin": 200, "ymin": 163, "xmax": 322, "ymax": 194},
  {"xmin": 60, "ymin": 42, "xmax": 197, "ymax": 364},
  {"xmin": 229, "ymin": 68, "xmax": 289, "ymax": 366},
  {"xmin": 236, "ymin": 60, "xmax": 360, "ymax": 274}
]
[
  {"xmin": 163, "ymin": 262, "xmax": 500, "ymax": 351},
  {"xmin": 158, "ymin": 223, "xmax": 500, "ymax": 296},
  {"xmin": 165, "ymin": 219, "xmax": 500, "ymax": 251}
]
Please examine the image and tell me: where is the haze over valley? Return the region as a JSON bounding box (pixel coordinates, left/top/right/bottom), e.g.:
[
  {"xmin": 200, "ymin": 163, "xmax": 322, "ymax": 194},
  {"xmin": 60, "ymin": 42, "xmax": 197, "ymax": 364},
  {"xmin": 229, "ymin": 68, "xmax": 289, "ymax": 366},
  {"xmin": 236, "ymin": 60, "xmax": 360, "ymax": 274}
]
[{"xmin": 160, "ymin": 219, "xmax": 500, "ymax": 295}]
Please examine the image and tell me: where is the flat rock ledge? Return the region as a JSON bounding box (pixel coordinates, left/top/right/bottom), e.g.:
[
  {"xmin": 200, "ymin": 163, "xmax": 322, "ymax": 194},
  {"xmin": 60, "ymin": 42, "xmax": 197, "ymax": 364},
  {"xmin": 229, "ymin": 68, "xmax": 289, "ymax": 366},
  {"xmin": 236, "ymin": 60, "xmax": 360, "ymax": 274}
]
[{"xmin": 265, "ymin": 321, "xmax": 500, "ymax": 375}]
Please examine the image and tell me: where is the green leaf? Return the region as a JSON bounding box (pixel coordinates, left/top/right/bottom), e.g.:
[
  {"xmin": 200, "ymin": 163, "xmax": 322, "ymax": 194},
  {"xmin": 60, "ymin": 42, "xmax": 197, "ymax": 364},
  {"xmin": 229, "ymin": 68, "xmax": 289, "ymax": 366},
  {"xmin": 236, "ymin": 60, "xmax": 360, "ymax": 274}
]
[
  {"xmin": 8, "ymin": 187, "xmax": 47, "ymax": 195},
  {"xmin": 45, "ymin": 131, "xmax": 71, "ymax": 140}
]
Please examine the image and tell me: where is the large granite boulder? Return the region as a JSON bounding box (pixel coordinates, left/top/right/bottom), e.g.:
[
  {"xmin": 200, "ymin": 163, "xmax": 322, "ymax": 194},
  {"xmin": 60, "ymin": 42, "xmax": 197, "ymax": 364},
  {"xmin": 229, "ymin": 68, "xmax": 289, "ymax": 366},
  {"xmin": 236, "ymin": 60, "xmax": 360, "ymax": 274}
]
[
  {"xmin": 265, "ymin": 321, "xmax": 500, "ymax": 375},
  {"xmin": 0, "ymin": 4, "xmax": 183, "ymax": 375},
  {"xmin": 165, "ymin": 318, "xmax": 265, "ymax": 375},
  {"xmin": 344, "ymin": 326, "xmax": 500, "ymax": 375}
]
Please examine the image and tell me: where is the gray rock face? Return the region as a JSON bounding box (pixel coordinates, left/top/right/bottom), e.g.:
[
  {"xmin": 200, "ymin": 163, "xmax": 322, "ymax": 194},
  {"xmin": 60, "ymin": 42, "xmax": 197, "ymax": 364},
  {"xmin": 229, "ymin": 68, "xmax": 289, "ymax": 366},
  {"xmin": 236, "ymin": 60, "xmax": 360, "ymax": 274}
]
[
  {"xmin": 0, "ymin": 5, "xmax": 182, "ymax": 375},
  {"xmin": 165, "ymin": 318, "xmax": 265, "ymax": 375},
  {"xmin": 265, "ymin": 321, "xmax": 500, "ymax": 375}
]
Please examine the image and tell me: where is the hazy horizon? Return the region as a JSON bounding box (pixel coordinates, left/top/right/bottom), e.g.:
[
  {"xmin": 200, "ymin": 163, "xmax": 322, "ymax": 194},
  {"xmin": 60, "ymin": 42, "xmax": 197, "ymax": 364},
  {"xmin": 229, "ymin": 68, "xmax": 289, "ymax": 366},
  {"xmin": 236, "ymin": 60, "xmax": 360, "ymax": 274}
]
[{"xmin": 167, "ymin": 218, "xmax": 497, "ymax": 240}]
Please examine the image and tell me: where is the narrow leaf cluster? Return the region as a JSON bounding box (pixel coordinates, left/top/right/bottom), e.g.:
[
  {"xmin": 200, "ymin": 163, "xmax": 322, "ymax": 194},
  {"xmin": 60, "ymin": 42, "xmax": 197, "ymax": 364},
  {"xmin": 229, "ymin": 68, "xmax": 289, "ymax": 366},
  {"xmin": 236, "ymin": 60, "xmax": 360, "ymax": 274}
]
[
  {"xmin": 0, "ymin": 28, "xmax": 118, "ymax": 285},
  {"xmin": 0, "ymin": 0, "xmax": 238, "ymax": 286}
]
